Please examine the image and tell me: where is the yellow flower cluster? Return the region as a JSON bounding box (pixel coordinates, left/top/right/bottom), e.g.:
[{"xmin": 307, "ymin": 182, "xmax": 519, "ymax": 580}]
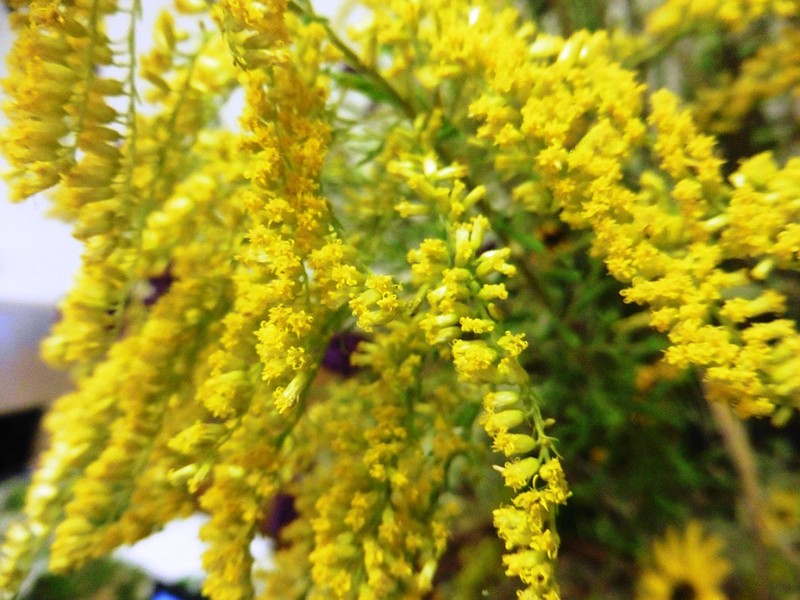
[
  {"xmin": 1, "ymin": 2, "xmax": 357, "ymax": 599},
  {"xmin": 646, "ymin": 0, "xmax": 797, "ymax": 34},
  {"xmin": 722, "ymin": 153, "xmax": 800, "ymax": 268},
  {"xmin": 0, "ymin": 126, "xmax": 248, "ymax": 593},
  {"xmin": 387, "ymin": 149, "xmax": 567, "ymax": 598},
  {"xmin": 349, "ymin": 275, "xmax": 403, "ymax": 332},
  {"xmin": 623, "ymin": 95, "xmax": 800, "ymax": 418},
  {"xmin": 644, "ymin": 0, "xmax": 800, "ymax": 135},
  {"xmin": 4, "ymin": 0, "xmax": 125, "ymax": 365},
  {"xmin": 2, "ymin": 0, "xmax": 121, "ymax": 201},
  {"xmin": 694, "ymin": 25, "xmax": 800, "ymax": 134},
  {"xmin": 269, "ymin": 331, "xmax": 464, "ymax": 600},
  {"xmin": 2, "ymin": 0, "xmax": 800, "ymax": 598},
  {"xmin": 650, "ymin": 1, "xmax": 800, "ymax": 135},
  {"xmin": 366, "ymin": 2, "xmax": 800, "ymax": 418},
  {"xmin": 184, "ymin": 5, "xmax": 363, "ymax": 599},
  {"xmin": 39, "ymin": 9, "xmax": 239, "ymax": 369},
  {"xmin": 0, "ymin": 6, "xmax": 246, "ymax": 593}
]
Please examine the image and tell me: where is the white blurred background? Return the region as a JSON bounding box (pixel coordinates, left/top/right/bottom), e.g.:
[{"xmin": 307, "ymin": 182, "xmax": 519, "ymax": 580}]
[
  {"xmin": 0, "ymin": 5, "xmax": 82, "ymax": 306},
  {"xmin": 0, "ymin": 4, "xmax": 79, "ymax": 416}
]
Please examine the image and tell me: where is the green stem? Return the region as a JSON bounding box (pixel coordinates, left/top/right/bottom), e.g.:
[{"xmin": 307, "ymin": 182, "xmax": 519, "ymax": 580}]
[
  {"xmin": 68, "ymin": 0, "xmax": 106, "ymax": 164},
  {"xmin": 276, "ymin": 305, "xmax": 352, "ymax": 447},
  {"xmin": 622, "ymin": 30, "xmax": 686, "ymax": 70},
  {"xmin": 287, "ymin": 0, "xmax": 417, "ymax": 120},
  {"xmin": 122, "ymin": 0, "xmax": 140, "ymax": 175},
  {"xmin": 475, "ymin": 196, "xmax": 558, "ymax": 314},
  {"xmin": 107, "ymin": 35, "xmax": 208, "ymax": 344},
  {"xmin": 706, "ymin": 398, "xmax": 796, "ymax": 599}
]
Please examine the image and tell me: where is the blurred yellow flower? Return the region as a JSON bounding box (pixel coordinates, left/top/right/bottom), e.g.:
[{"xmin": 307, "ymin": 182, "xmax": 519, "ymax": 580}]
[
  {"xmin": 764, "ymin": 488, "xmax": 800, "ymax": 548},
  {"xmin": 638, "ymin": 521, "xmax": 731, "ymax": 600}
]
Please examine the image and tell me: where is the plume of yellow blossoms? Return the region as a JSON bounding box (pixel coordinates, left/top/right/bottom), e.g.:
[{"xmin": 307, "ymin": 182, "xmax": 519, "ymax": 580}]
[
  {"xmin": 347, "ymin": 0, "xmax": 800, "ymax": 419},
  {"xmin": 646, "ymin": 0, "xmax": 800, "ymax": 135},
  {"xmin": 389, "ymin": 136, "xmax": 568, "ymax": 597},
  {"xmin": 1, "ymin": 1, "xmax": 800, "ymax": 599},
  {"xmin": 646, "ymin": 0, "xmax": 797, "ymax": 33},
  {"xmin": 0, "ymin": 1, "xmax": 363, "ymax": 599}
]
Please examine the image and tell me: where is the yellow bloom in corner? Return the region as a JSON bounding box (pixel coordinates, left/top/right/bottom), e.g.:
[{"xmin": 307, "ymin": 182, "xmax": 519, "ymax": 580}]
[{"xmin": 637, "ymin": 521, "xmax": 732, "ymax": 600}]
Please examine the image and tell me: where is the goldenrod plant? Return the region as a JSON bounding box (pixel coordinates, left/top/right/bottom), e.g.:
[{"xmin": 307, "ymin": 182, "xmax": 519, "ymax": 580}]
[{"xmin": 1, "ymin": 0, "xmax": 800, "ymax": 598}]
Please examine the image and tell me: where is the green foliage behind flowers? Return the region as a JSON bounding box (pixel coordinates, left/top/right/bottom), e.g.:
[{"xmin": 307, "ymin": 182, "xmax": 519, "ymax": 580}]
[{"xmin": 1, "ymin": 0, "xmax": 800, "ymax": 598}]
